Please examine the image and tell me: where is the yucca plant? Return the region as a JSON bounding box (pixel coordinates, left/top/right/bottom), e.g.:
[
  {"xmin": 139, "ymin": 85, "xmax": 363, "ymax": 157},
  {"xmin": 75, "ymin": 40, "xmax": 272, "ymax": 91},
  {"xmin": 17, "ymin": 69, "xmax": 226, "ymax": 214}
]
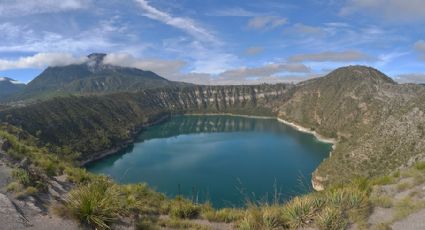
[
  {"xmin": 262, "ymin": 206, "xmax": 284, "ymax": 229},
  {"xmin": 66, "ymin": 178, "xmax": 122, "ymax": 229},
  {"xmin": 237, "ymin": 207, "xmax": 262, "ymax": 230},
  {"xmin": 169, "ymin": 197, "xmax": 201, "ymax": 219},
  {"xmin": 282, "ymin": 195, "xmax": 323, "ymax": 228},
  {"xmin": 316, "ymin": 207, "xmax": 346, "ymax": 230}
]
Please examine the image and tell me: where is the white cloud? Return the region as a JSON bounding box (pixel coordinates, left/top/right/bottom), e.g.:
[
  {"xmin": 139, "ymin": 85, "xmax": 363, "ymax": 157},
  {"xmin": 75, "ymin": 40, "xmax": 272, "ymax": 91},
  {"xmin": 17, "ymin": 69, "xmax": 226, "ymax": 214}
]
[
  {"xmin": 0, "ymin": 0, "xmax": 90, "ymax": 16},
  {"xmin": 104, "ymin": 53, "xmax": 186, "ymax": 78},
  {"xmin": 289, "ymin": 51, "xmax": 375, "ymax": 62},
  {"xmin": 340, "ymin": 0, "xmax": 425, "ymax": 22},
  {"xmin": 247, "ymin": 16, "xmax": 287, "ymax": 30},
  {"xmin": 0, "ymin": 53, "xmax": 87, "ymax": 70},
  {"xmin": 0, "ymin": 52, "xmax": 317, "ymax": 85},
  {"xmin": 174, "ymin": 64, "xmax": 314, "ymax": 85},
  {"xmin": 208, "ymin": 8, "xmax": 259, "ymax": 17},
  {"xmin": 134, "ymin": 0, "xmax": 217, "ymax": 42},
  {"xmin": 244, "ymin": 47, "xmax": 264, "ymax": 56},
  {"xmin": 395, "ymin": 73, "xmax": 425, "ymax": 84},
  {"xmin": 219, "ymin": 63, "xmax": 310, "ymax": 79},
  {"xmin": 289, "ymin": 23, "xmax": 325, "ymax": 36},
  {"xmin": 0, "ymin": 20, "xmax": 143, "ymax": 55}
]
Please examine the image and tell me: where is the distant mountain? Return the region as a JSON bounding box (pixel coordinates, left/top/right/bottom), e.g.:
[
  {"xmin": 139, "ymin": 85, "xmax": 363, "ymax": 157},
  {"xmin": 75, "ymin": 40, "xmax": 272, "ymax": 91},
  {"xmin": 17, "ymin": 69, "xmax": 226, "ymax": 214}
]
[
  {"xmin": 18, "ymin": 53, "xmax": 188, "ymax": 100},
  {"xmin": 0, "ymin": 77, "xmax": 25, "ymax": 97}
]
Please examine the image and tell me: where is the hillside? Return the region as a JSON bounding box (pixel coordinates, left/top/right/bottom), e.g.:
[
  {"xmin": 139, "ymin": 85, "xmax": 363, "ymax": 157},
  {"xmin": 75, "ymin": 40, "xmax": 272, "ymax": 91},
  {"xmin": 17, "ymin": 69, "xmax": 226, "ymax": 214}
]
[
  {"xmin": 1, "ymin": 65, "xmax": 425, "ymax": 186},
  {"xmin": 0, "ymin": 84, "xmax": 291, "ymax": 157},
  {"xmin": 14, "ymin": 53, "xmax": 188, "ymax": 100},
  {"xmin": 276, "ymin": 66, "xmax": 425, "ymax": 186}
]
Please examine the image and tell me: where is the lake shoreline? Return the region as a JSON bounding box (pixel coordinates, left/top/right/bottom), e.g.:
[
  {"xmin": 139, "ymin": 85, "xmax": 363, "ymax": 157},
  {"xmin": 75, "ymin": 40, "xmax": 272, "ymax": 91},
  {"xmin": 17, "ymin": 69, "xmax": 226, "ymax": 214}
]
[
  {"xmin": 276, "ymin": 118, "xmax": 337, "ymax": 146},
  {"xmin": 82, "ymin": 113, "xmax": 336, "ymax": 166},
  {"xmin": 184, "ymin": 113, "xmax": 276, "ymax": 120},
  {"xmin": 83, "ymin": 112, "xmax": 337, "ymax": 194},
  {"xmin": 186, "ymin": 113, "xmax": 337, "ymax": 146}
]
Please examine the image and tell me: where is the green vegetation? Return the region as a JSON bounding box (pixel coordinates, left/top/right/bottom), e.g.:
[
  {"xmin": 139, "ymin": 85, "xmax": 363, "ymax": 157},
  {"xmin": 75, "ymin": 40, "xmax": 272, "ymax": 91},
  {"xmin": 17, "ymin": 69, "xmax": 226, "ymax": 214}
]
[
  {"xmin": 0, "ymin": 84, "xmax": 284, "ymax": 157},
  {"xmin": 1, "ymin": 108, "xmax": 425, "ymax": 229},
  {"xmin": 414, "ymin": 161, "xmax": 425, "ymax": 170},
  {"xmin": 2, "ymin": 65, "xmax": 425, "ymax": 228},
  {"xmin": 65, "ymin": 178, "xmax": 122, "ymax": 229}
]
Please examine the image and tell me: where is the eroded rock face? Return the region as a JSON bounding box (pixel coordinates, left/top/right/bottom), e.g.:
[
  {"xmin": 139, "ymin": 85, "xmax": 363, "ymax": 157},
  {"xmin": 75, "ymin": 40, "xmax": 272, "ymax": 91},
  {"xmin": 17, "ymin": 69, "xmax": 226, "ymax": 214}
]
[
  {"xmin": 311, "ymin": 175, "xmax": 326, "ymax": 191},
  {"xmin": 140, "ymin": 84, "xmax": 292, "ymax": 112}
]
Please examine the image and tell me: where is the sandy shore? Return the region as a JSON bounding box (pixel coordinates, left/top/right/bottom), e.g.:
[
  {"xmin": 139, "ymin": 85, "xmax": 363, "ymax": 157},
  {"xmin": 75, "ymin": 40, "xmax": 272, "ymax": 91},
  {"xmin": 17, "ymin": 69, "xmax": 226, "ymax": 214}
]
[
  {"xmin": 187, "ymin": 113, "xmax": 336, "ymax": 146},
  {"xmin": 185, "ymin": 113, "xmax": 276, "ymax": 120},
  {"xmin": 276, "ymin": 118, "xmax": 337, "ymax": 146}
]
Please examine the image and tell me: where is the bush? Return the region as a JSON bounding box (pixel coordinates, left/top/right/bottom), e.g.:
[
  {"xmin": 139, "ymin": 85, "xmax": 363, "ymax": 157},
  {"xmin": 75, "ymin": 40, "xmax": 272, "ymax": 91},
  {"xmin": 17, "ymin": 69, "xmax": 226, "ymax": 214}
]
[
  {"xmin": 282, "ymin": 195, "xmax": 323, "ymax": 228},
  {"xmin": 65, "ymin": 178, "xmax": 122, "ymax": 229},
  {"xmin": 169, "ymin": 197, "xmax": 201, "ymax": 219},
  {"xmin": 316, "ymin": 207, "xmax": 346, "ymax": 230},
  {"xmin": 262, "ymin": 206, "xmax": 284, "ymax": 229},
  {"xmin": 203, "ymin": 208, "xmax": 244, "ymax": 223},
  {"xmin": 12, "ymin": 168, "xmax": 30, "ymax": 186},
  {"xmin": 6, "ymin": 181, "xmax": 22, "ymax": 193},
  {"xmin": 64, "ymin": 167, "xmax": 92, "ymax": 184},
  {"xmin": 415, "ymin": 161, "xmax": 425, "ymax": 170},
  {"xmin": 237, "ymin": 207, "xmax": 262, "ymax": 230}
]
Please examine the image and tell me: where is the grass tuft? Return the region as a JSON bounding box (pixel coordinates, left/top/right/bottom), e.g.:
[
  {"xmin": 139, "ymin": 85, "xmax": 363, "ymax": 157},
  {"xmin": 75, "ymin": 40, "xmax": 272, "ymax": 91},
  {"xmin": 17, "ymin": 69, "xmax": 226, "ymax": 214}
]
[
  {"xmin": 316, "ymin": 207, "xmax": 346, "ymax": 230},
  {"xmin": 65, "ymin": 178, "xmax": 122, "ymax": 229}
]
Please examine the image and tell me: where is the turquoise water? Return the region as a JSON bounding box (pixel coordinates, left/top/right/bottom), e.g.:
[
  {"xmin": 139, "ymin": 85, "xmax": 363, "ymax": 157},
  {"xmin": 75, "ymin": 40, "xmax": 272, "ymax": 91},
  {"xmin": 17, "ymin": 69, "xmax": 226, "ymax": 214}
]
[{"xmin": 86, "ymin": 115, "xmax": 332, "ymax": 208}]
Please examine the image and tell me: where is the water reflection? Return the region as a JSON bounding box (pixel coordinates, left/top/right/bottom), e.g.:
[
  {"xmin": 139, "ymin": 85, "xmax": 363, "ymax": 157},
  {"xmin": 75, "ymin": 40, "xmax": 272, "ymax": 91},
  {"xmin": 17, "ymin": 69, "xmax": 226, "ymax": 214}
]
[{"xmin": 86, "ymin": 115, "xmax": 332, "ymax": 208}]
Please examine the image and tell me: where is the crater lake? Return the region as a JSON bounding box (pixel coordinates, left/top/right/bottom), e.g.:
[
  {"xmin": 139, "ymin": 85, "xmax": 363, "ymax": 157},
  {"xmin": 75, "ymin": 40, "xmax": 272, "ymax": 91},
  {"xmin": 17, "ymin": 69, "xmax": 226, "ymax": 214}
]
[{"xmin": 86, "ymin": 115, "xmax": 332, "ymax": 208}]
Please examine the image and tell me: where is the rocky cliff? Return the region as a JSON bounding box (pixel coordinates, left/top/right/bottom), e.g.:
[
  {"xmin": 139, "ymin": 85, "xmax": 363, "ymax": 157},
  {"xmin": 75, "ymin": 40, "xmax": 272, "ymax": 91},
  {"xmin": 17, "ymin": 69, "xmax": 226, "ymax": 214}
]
[{"xmin": 0, "ymin": 84, "xmax": 292, "ymax": 157}]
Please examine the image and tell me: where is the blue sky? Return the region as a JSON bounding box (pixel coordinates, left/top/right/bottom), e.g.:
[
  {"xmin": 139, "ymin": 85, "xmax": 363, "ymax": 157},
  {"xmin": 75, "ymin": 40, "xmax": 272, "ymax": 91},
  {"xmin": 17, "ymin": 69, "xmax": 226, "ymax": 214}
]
[{"xmin": 0, "ymin": 0, "xmax": 424, "ymax": 84}]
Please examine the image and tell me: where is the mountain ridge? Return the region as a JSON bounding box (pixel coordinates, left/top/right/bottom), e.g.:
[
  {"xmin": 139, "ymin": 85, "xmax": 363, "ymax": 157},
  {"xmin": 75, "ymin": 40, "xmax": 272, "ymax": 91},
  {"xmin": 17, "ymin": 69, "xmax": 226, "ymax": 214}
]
[
  {"xmin": 11, "ymin": 53, "xmax": 189, "ymax": 100},
  {"xmin": 0, "ymin": 77, "xmax": 25, "ymax": 97}
]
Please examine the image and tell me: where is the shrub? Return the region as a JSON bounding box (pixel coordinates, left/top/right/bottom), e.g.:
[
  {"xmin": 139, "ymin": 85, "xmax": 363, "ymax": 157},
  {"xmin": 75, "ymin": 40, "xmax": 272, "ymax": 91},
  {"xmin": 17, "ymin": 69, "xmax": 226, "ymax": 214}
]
[
  {"xmin": 12, "ymin": 168, "xmax": 30, "ymax": 186},
  {"xmin": 282, "ymin": 195, "xmax": 323, "ymax": 228},
  {"xmin": 169, "ymin": 197, "xmax": 201, "ymax": 219},
  {"xmin": 414, "ymin": 161, "xmax": 425, "ymax": 170},
  {"xmin": 262, "ymin": 206, "xmax": 284, "ymax": 229},
  {"xmin": 326, "ymin": 188, "xmax": 368, "ymax": 211},
  {"xmin": 64, "ymin": 167, "xmax": 92, "ymax": 184},
  {"xmin": 316, "ymin": 207, "xmax": 346, "ymax": 230},
  {"xmin": 65, "ymin": 178, "xmax": 122, "ymax": 229},
  {"xmin": 203, "ymin": 208, "xmax": 244, "ymax": 223},
  {"xmin": 6, "ymin": 181, "xmax": 22, "ymax": 193},
  {"xmin": 120, "ymin": 183, "xmax": 166, "ymax": 215},
  {"xmin": 237, "ymin": 207, "xmax": 262, "ymax": 230},
  {"xmin": 371, "ymin": 195, "xmax": 393, "ymax": 208}
]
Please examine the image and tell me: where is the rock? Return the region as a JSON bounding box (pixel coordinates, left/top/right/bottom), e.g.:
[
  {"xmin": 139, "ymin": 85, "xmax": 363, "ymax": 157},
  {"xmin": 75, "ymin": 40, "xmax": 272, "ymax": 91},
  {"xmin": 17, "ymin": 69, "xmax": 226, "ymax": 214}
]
[
  {"xmin": 0, "ymin": 193, "xmax": 29, "ymax": 229},
  {"xmin": 311, "ymin": 174, "xmax": 326, "ymax": 191}
]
